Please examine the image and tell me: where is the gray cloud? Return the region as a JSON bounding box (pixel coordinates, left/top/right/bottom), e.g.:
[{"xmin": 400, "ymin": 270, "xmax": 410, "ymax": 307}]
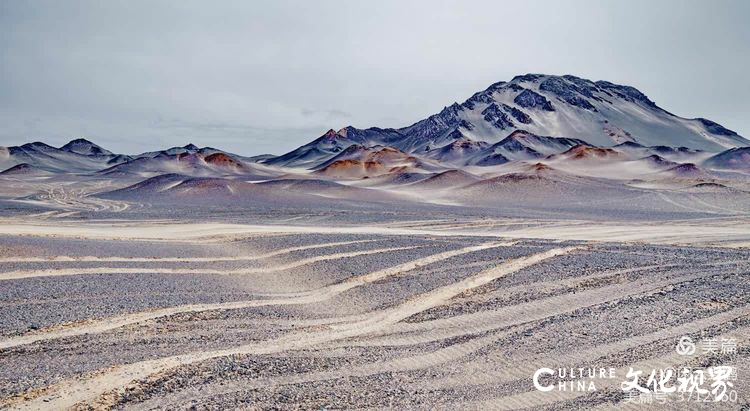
[{"xmin": 1, "ymin": 0, "xmax": 748, "ymax": 155}]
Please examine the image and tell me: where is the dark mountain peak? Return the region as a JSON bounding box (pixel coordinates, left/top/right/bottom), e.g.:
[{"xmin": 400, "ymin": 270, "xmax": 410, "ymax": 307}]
[
  {"xmin": 266, "ymin": 73, "xmax": 747, "ymax": 165},
  {"xmin": 337, "ymin": 126, "xmax": 354, "ymax": 137},
  {"xmin": 511, "ymin": 73, "xmax": 545, "ymax": 83},
  {"xmin": 463, "ymin": 89, "xmax": 496, "ymax": 109},
  {"xmin": 65, "ymin": 138, "xmax": 94, "ymax": 145},
  {"xmin": 323, "ymin": 129, "xmax": 340, "ymax": 138},
  {"xmin": 487, "ymin": 80, "xmax": 507, "ymax": 89},
  {"xmin": 21, "ymin": 141, "xmax": 57, "ymax": 151},
  {"xmin": 594, "ymin": 80, "xmax": 658, "ymax": 109},
  {"xmin": 183, "ymin": 143, "xmax": 199, "ymax": 151},
  {"xmin": 61, "ymin": 138, "xmax": 113, "ymax": 156},
  {"xmin": 561, "ymin": 74, "xmax": 589, "ymax": 83},
  {"xmin": 503, "ymin": 74, "xmax": 657, "ymax": 112}
]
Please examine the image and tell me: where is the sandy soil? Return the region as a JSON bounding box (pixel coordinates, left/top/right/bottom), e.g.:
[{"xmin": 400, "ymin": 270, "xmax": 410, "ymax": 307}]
[{"xmin": 0, "ymin": 214, "xmax": 748, "ymax": 410}]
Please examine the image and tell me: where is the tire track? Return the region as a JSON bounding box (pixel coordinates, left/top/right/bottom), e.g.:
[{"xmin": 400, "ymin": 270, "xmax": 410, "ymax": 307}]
[
  {"xmin": 0, "ymin": 242, "xmax": 515, "ymax": 350},
  {"xmin": 3, "ymin": 246, "xmax": 576, "ymax": 410},
  {"xmin": 426, "ymin": 306, "xmax": 750, "ymax": 390},
  {"xmin": 365, "ymin": 266, "xmax": 741, "ymax": 345},
  {"xmin": 0, "ymin": 246, "xmax": 419, "ymax": 281},
  {"xmin": 243, "ymin": 259, "xmax": 742, "ymax": 336},
  {"xmin": 656, "ymin": 192, "xmax": 717, "ymax": 214},
  {"xmin": 319, "ymin": 263, "xmax": 675, "ymax": 348},
  {"xmin": 0, "ymin": 239, "xmax": 378, "ymax": 263},
  {"xmin": 469, "ymin": 324, "xmax": 750, "ymax": 410},
  {"xmin": 123, "ymin": 307, "xmax": 750, "ymax": 410}
]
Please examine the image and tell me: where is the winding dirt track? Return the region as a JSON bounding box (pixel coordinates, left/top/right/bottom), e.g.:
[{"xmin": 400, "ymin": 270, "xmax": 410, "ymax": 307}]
[
  {"xmin": 4, "ymin": 246, "xmax": 577, "ymax": 409},
  {"xmin": 0, "ymin": 239, "xmax": 378, "ymax": 263},
  {"xmin": 1, "ymin": 221, "xmax": 747, "ymax": 410},
  {"xmin": 0, "ymin": 241, "xmax": 515, "ymax": 350},
  {"xmin": 0, "ymin": 246, "xmax": 420, "ymax": 281},
  {"xmin": 122, "ymin": 310, "xmax": 750, "ymax": 411}
]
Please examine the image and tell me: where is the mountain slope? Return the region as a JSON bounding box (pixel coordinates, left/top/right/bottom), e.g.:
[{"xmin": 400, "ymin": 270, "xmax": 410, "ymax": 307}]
[
  {"xmin": 703, "ymin": 147, "xmax": 750, "ymax": 170},
  {"xmin": 470, "ymin": 130, "xmax": 590, "ymax": 165},
  {"xmin": 98, "ymin": 148, "xmax": 277, "ymax": 178},
  {"xmin": 60, "ymin": 138, "xmax": 114, "ymax": 156},
  {"xmin": 0, "ymin": 140, "xmax": 128, "ymax": 173},
  {"xmin": 276, "ymin": 74, "xmax": 747, "ymax": 166}
]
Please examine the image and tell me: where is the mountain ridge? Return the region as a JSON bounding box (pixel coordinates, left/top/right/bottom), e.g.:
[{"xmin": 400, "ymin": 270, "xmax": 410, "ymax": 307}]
[{"xmin": 267, "ymin": 74, "xmax": 747, "ymax": 168}]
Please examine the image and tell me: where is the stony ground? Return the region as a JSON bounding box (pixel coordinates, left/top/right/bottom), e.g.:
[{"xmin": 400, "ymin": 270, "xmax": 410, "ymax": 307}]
[{"xmin": 0, "ymin": 220, "xmax": 748, "ymax": 410}]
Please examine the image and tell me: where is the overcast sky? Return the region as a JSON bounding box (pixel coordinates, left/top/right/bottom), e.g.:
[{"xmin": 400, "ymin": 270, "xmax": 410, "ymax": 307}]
[{"xmin": 1, "ymin": 0, "xmax": 748, "ymax": 155}]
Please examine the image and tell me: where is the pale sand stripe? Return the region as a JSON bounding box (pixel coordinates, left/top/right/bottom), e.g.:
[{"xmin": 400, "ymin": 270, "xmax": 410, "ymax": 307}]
[
  {"xmin": 378, "ymin": 270, "xmax": 737, "ymax": 337},
  {"xmin": 125, "ymin": 307, "xmax": 750, "ymax": 410},
  {"xmin": 0, "ymin": 239, "xmax": 378, "ymax": 263},
  {"xmin": 0, "ymin": 242, "xmax": 515, "ymax": 350},
  {"xmin": 0, "ymin": 246, "xmax": 420, "ymax": 281},
  {"xmin": 4, "ymin": 247, "xmax": 576, "ymax": 410},
  {"xmin": 424, "ymin": 305, "xmax": 750, "ymax": 390},
  {"xmin": 467, "ymin": 324, "xmax": 750, "ymax": 410},
  {"xmin": 275, "ymin": 261, "xmax": 736, "ymax": 340}
]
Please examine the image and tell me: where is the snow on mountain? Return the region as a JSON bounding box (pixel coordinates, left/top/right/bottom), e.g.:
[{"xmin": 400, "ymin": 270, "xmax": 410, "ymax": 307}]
[
  {"xmin": 1, "ymin": 73, "xmax": 747, "ymax": 212},
  {"xmin": 277, "ymin": 74, "xmax": 747, "ymax": 166},
  {"xmin": 456, "ymin": 74, "xmax": 749, "ymax": 150}
]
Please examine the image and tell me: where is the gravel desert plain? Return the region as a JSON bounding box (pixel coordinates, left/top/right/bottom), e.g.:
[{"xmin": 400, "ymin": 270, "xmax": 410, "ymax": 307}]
[{"xmin": 1, "ymin": 74, "xmax": 750, "ymax": 410}]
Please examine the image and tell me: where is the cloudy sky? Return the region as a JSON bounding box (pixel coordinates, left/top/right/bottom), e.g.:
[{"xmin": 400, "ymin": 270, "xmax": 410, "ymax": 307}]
[{"xmin": 1, "ymin": 0, "xmax": 748, "ymax": 155}]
